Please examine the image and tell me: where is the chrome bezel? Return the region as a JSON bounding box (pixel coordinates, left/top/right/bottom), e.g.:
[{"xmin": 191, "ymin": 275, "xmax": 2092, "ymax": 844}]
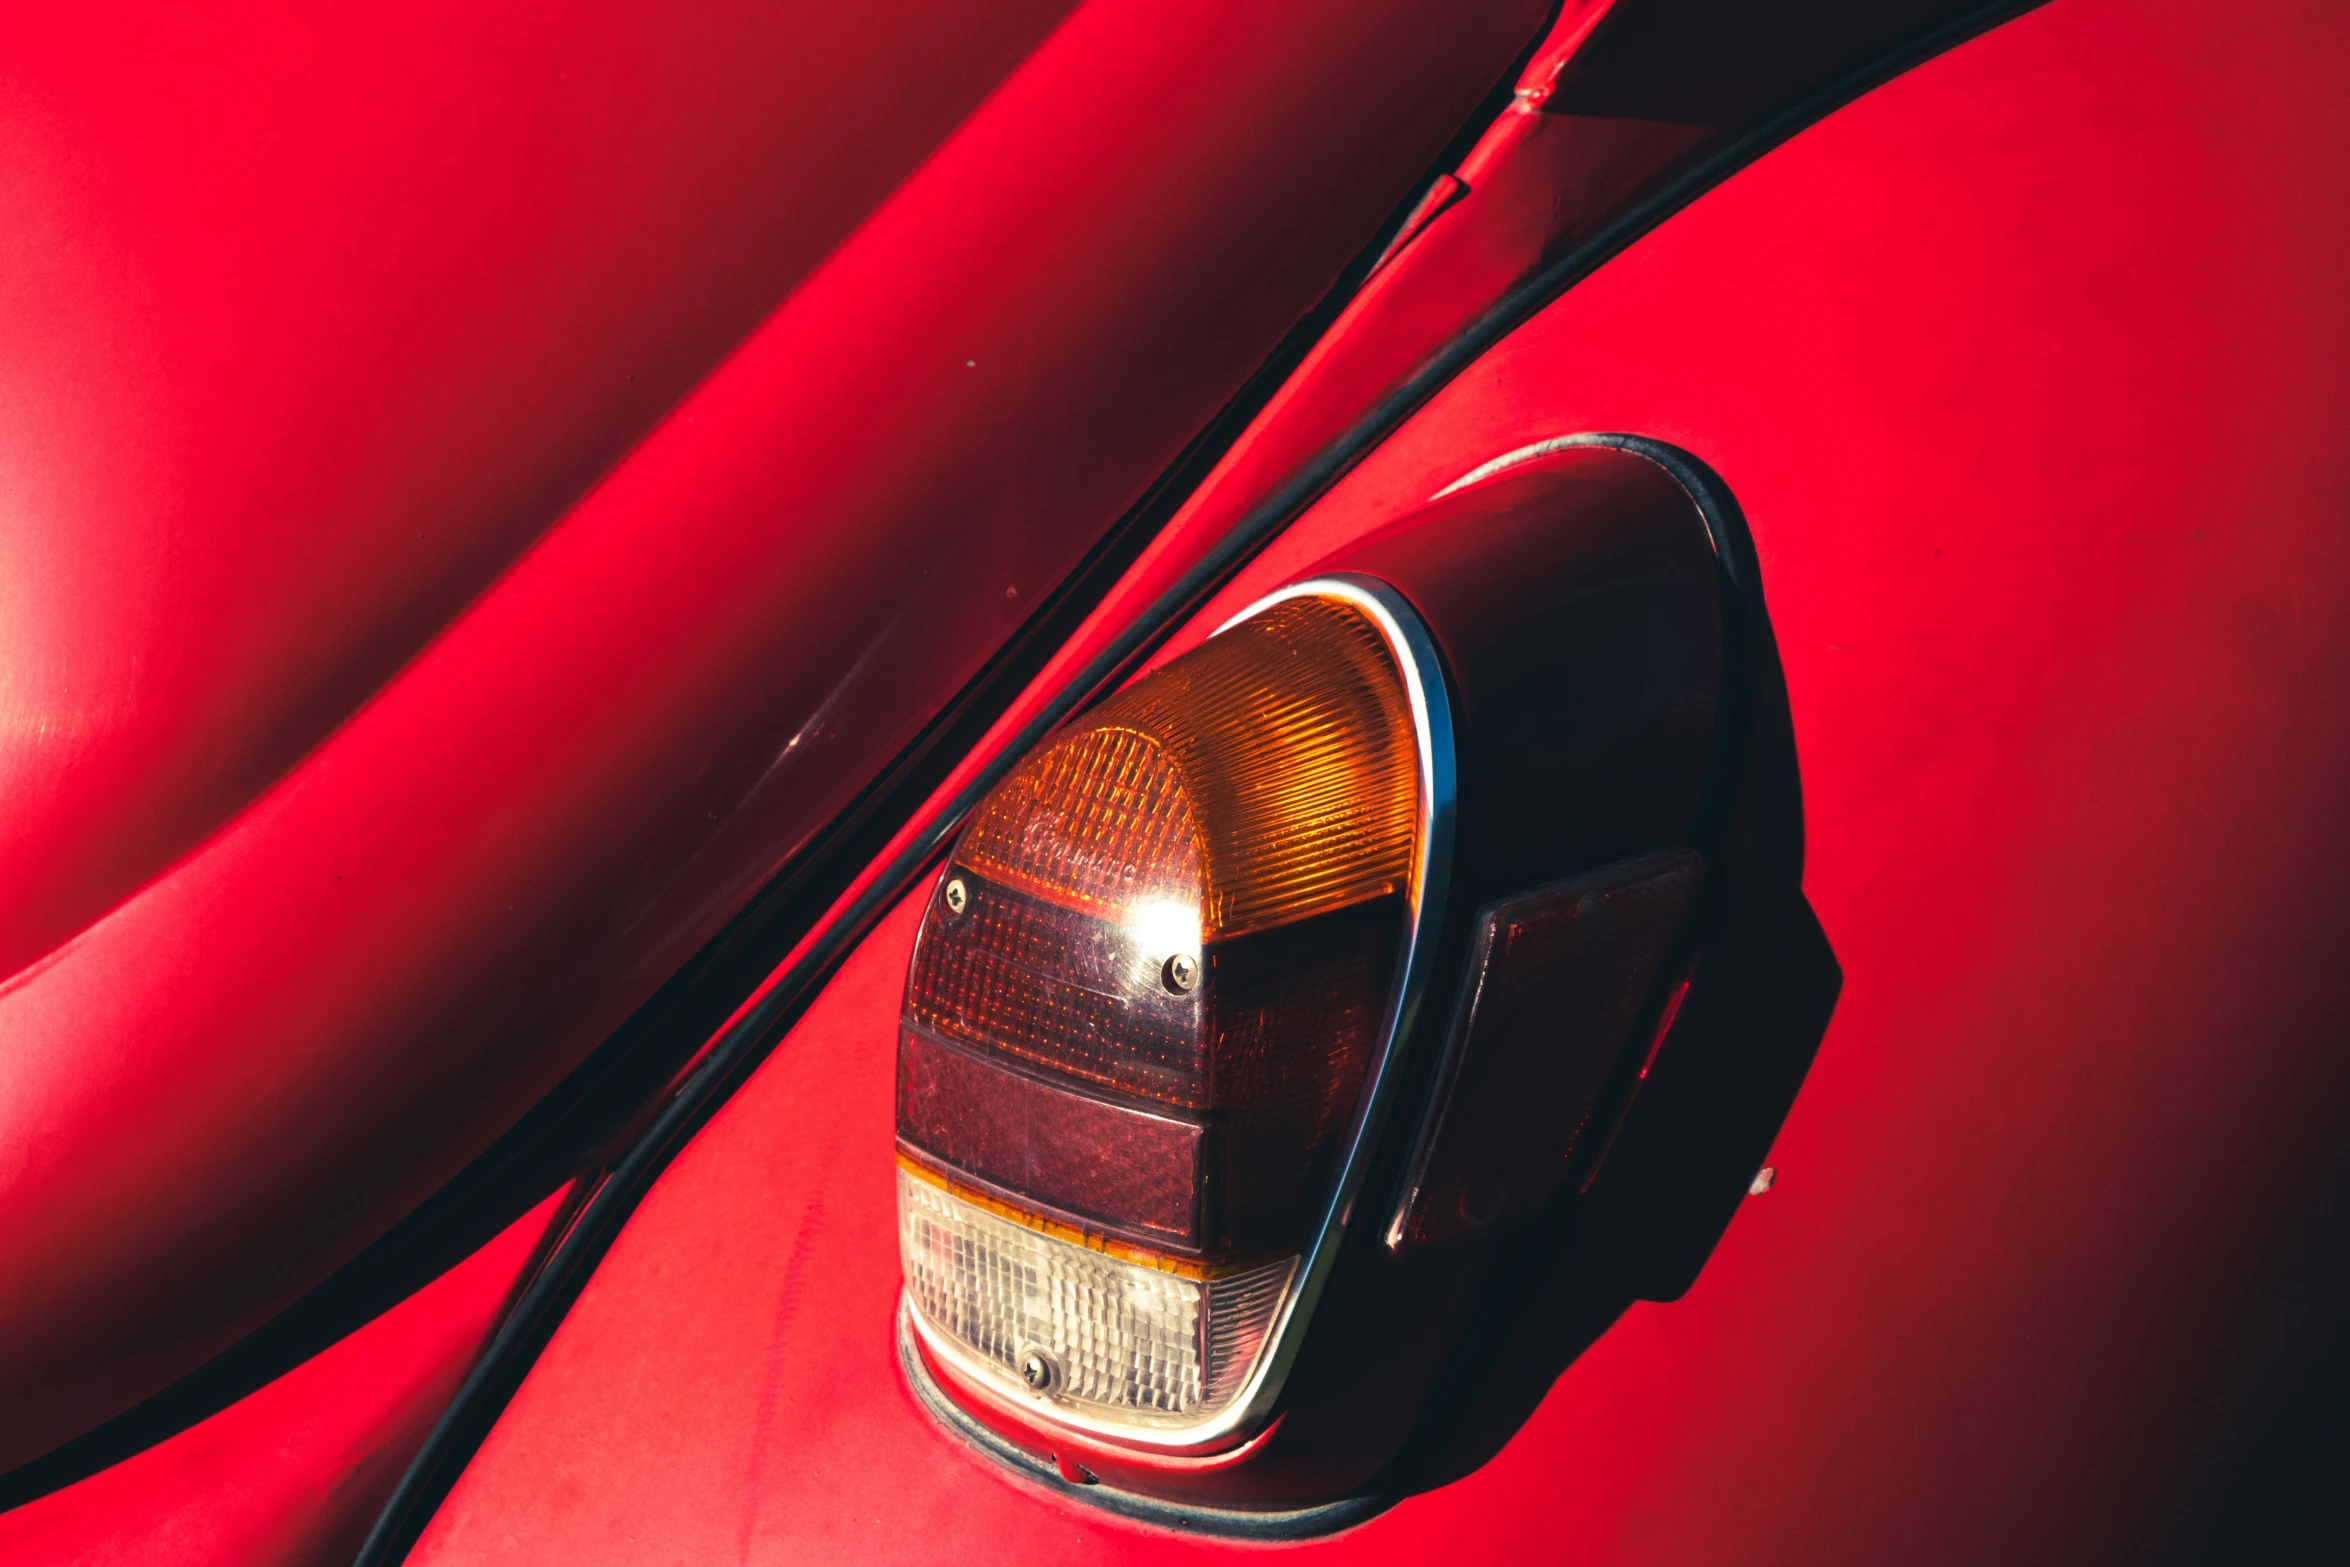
[{"xmin": 901, "ymin": 573, "xmax": 1456, "ymax": 1453}]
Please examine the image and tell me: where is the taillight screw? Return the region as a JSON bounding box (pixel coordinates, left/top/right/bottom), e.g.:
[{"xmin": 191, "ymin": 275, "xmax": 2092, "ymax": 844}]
[
  {"xmin": 943, "ymin": 877, "xmax": 969, "ymax": 916},
  {"xmin": 1019, "ymin": 1347, "xmax": 1058, "ymax": 1391},
  {"xmin": 1162, "ymin": 952, "xmax": 1199, "ymax": 993}
]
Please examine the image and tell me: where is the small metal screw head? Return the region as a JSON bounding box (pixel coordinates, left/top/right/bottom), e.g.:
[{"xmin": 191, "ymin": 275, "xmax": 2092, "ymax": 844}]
[
  {"xmin": 1019, "ymin": 1347, "xmax": 1057, "ymax": 1391},
  {"xmin": 942, "ymin": 877, "xmax": 968, "ymax": 916},
  {"xmin": 1162, "ymin": 952, "xmax": 1199, "ymax": 994}
]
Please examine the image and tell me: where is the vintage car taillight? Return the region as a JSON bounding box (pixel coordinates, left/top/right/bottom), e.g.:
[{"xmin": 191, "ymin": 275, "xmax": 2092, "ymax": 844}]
[
  {"xmin": 897, "ymin": 583, "xmax": 1448, "ymax": 1446},
  {"xmin": 895, "ymin": 439, "xmax": 1838, "ymax": 1518}
]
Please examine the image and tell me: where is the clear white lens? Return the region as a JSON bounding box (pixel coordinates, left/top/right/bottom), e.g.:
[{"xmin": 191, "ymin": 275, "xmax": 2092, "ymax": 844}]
[{"xmin": 899, "ymin": 1169, "xmax": 1296, "ymax": 1430}]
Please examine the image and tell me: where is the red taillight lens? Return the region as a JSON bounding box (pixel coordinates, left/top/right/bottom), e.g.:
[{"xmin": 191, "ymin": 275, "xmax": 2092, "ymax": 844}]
[{"xmin": 896, "ymin": 589, "xmax": 1431, "ymax": 1439}]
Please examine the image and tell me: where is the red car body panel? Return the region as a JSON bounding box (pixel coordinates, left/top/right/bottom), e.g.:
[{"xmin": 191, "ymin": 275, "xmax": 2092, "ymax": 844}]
[
  {"xmin": 5, "ymin": 0, "xmax": 2346, "ymax": 1558},
  {"xmin": 405, "ymin": 0, "xmax": 2350, "ymax": 1559},
  {"xmin": 0, "ymin": 1194, "xmax": 563, "ymax": 1566},
  {"xmin": 0, "ymin": 0, "xmax": 1080, "ymax": 982},
  {"xmin": 0, "ymin": 0, "xmax": 1548, "ymax": 1472}
]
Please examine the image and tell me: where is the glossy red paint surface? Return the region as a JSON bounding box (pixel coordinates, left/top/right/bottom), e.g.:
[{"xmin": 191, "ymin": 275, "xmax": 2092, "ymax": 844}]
[
  {"xmin": 411, "ymin": 0, "xmax": 2350, "ymax": 1558},
  {"xmin": 857, "ymin": 0, "xmax": 1998, "ymax": 889},
  {"xmin": 0, "ymin": 1193, "xmax": 561, "ymax": 1567},
  {"xmin": 0, "ymin": 0, "xmax": 1547, "ymax": 1473},
  {"xmin": 0, "ymin": 0, "xmax": 1079, "ymax": 984}
]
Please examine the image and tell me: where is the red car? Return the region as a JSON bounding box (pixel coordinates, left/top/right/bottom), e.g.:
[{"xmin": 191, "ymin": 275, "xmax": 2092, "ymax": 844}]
[{"xmin": 2, "ymin": 0, "xmax": 2344, "ymax": 1560}]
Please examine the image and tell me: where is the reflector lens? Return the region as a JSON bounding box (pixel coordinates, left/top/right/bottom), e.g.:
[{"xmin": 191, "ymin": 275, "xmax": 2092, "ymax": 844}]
[{"xmin": 898, "ymin": 1024, "xmax": 1208, "ymax": 1242}]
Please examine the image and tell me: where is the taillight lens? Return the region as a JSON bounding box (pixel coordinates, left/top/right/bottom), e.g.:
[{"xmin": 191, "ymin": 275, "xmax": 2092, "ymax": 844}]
[{"xmin": 897, "ymin": 587, "xmax": 1434, "ymax": 1441}]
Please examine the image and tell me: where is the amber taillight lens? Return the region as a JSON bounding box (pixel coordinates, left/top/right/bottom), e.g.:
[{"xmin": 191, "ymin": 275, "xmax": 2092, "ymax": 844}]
[{"xmin": 897, "ymin": 590, "xmax": 1425, "ymax": 1436}]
